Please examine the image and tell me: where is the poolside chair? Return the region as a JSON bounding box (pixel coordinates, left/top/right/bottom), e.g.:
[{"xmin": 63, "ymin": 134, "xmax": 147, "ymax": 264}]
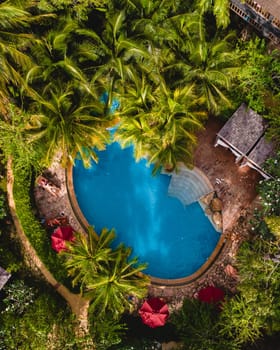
[
  {"xmin": 45, "ymin": 215, "xmax": 69, "ymax": 228},
  {"xmin": 36, "ymin": 175, "xmax": 61, "ymax": 197}
]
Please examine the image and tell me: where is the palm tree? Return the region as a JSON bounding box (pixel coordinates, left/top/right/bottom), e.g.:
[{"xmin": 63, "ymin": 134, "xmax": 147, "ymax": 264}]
[
  {"xmin": 196, "ymin": 0, "xmax": 231, "ymax": 29},
  {"xmin": 147, "ymin": 82, "xmax": 206, "ymax": 173},
  {"xmin": 187, "ymin": 31, "xmax": 239, "ymax": 115},
  {"xmin": 86, "ymin": 244, "xmax": 150, "ymax": 318},
  {"xmin": 116, "ymin": 77, "xmax": 206, "ymax": 173},
  {"xmin": 86, "ymin": 10, "xmax": 151, "ymax": 108},
  {"xmin": 62, "ymin": 227, "xmax": 115, "ymax": 289},
  {"xmin": 62, "ymin": 227, "xmax": 150, "ymax": 319},
  {"xmin": 25, "ymin": 16, "xmax": 93, "ymax": 94},
  {"xmin": 0, "ymin": 1, "xmax": 34, "ymax": 117},
  {"xmin": 24, "ymin": 84, "xmax": 111, "ymax": 167},
  {"xmin": 166, "ymin": 13, "xmax": 240, "ymax": 115},
  {"xmin": 129, "ymin": 0, "xmax": 181, "ymax": 47}
]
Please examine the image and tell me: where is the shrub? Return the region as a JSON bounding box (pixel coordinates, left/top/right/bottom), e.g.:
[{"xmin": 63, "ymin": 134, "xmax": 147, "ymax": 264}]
[
  {"xmin": 1, "ymin": 279, "xmax": 36, "ymax": 315},
  {"xmin": 0, "ymin": 282, "xmax": 82, "ymax": 350},
  {"xmin": 228, "ymin": 238, "xmax": 280, "ymax": 338},
  {"xmin": 170, "ymin": 298, "xmax": 239, "ymax": 350}
]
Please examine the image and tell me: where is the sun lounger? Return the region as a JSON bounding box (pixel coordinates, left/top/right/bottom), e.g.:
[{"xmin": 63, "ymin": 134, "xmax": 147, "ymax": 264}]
[
  {"xmin": 45, "ymin": 215, "xmax": 69, "ymax": 228},
  {"xmin": 36, "ymin": 175, "xmax": 61, "ymax": 197}
]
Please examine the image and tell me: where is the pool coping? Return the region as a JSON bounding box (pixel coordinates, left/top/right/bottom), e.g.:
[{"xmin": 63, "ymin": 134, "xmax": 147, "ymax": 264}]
[{"xmin": 66, "ymin": 163, "xmax": 227, "ymax": 287}]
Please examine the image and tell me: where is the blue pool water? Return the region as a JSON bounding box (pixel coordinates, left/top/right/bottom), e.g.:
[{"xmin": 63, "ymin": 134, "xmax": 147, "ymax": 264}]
[{"xmin": 73, "ymin": 142, "xmax": 220, "ymax": 279}]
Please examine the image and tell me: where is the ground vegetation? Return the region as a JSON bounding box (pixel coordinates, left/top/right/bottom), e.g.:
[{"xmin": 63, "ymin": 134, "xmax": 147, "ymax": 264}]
[{"xmin": 0, "ymin": 0, "xmax": 279, "ymax": 348}]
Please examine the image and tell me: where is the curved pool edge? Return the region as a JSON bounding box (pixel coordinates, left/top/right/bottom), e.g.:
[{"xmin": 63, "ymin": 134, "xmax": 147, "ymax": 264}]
[
  {"xmin": 66, "ymin": 162, "xmax": 228, "ymax": 287},
  {"xmin": 149, "ymin": 233, "xmax": 227, "ymax": 286},
  {"xmin": 66, "ymin": 162, "xmax": 99, "ymax": 239}
]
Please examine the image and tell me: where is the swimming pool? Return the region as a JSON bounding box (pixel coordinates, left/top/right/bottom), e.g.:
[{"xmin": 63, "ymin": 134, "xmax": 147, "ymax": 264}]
[{"xmin": 72, "ymin": 141, "xmax": 221, "ymax": 280}]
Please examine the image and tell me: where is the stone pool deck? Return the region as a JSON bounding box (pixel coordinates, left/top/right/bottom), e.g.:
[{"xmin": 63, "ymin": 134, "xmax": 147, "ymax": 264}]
[{"xmin": 34, "ymin": 118, "xmax": 262, "ymax": 310}]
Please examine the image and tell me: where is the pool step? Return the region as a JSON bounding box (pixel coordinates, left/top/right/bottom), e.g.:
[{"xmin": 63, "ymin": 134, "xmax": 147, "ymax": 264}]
[{"xmin": 168, "ymin": 166, "xmax": 213, "ymax": 206}]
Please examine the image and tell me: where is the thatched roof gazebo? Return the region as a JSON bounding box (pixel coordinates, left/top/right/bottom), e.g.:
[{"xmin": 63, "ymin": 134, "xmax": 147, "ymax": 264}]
[
  {"xmin": 240, "ymin": 135, "xmax": 276, "ymax": 179},
  {"xmin": 215, "ymin": 103, "xmax": 275, "ymax": 179},
  {"xmin": 0, "ymin": 266, "xmax": 11, "ymax": 290}
]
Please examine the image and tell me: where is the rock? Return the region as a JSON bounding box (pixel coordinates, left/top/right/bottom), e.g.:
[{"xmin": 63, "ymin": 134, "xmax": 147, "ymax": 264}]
[
  {"xmin": 162, "ymin": 341, "xmax": 183, "ymax": 350},
  {"xmin": 212, "ymin": 212, "xmax": 223, "ymax": 230},
  {"xmin": 200, "ymin": 192, "xmax": 215, "ymax": 206},
  {"xmin": 210, "ymin": 198, "xmax": 223, "ymax": 212},
  {"xmin": 224, "ymin": 264, "xmax": 238, "ymax": 279},
  {"xmin": 205, "ymin": 207, "xmax": 212, "ymax": 216}
]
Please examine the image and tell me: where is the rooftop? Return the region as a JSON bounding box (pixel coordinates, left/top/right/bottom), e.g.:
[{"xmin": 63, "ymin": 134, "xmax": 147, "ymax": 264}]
[
  {"xmin": 216, "ymin": 103, "xmax": 266, "ymax": 157},
  {"xmin": 0, "ymin": 266, "xmax": 11, "ymax": 290},
  {"xmin": 215, "ymin": 103, "xmax": 275, "ymax": 179},
  {"xmin": 240, "ymin": 134, "xmax": 276, "ymax": 176}
]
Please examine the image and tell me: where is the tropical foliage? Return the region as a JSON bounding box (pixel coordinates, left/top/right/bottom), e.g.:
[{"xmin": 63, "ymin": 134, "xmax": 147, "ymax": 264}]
[
  {"xmin": 0, "ymin": 279, "xmax": 85, "ymax": 350},
  {"xmin": 237, "ymin": 38, "xmax": 280, "ymax": 146},
  {"xmin": 0, "ymin": 0, "xmax": 279, "ymax": 348},
  {"xmin": 0, "ymin": 1, "xmax": 34, "ymax": 117},
  {"xmin": 1, "ymin": 279, "xmax": 36, "ymax": 315},
  {"xmin": 62, "ymin": 227, "xmax": 150, "ymax": 319},
  {"xmin": 171, "ymin": 298, "xmax": 237, "ymax": 350},
  {"xmin": 221, "ymin": 237, "xmax": 280, "ymax": 341},
  {"xmin": 196, "ymin": 0, "xmax": 231, "ymax": 29},
  {"xmin": 116, "ymin": 81, "xmax": 206, "ymax": 173},
  {"xmin": 217, "ymin": 151, "xmax": 280, "ymax": 346},
  {"xmin": 163, "ymin": 11, "xmax": 240, "ymax": 114}
]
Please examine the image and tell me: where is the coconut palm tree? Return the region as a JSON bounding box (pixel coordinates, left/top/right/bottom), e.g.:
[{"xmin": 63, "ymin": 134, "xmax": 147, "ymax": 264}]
[
  {"xmin": 0, "ymin": 1, "xmax": 34, "ymax": 116},
  {"xmin": 86, "ymin": 10, "xmax": 151, "ymax": 108},
  {"xmin": 187, "ymin": 31, "xmax": 239, "ymax": 115},
  {"xmin": 129, "ymin": 0, "xmax": 181, "ymax": 46},
  {"xmin": 62, "ymin": 226, "xmax": 150, "ymax": 319},
  {"xmin": 24, "ymin": 84, "xmax": 110, "ymax": 167},
  {"xmin": 86, "ymin": 243, "xmax": 150, "ymax": 319},
  {"xmin": 62, "ymin": 227, "xmax": 115, "ymax": 289},
  {"xmin": 25, "ymin": 16, "xmax": 93, "ymax": 95},
  {"xmin": 116, "ymin": 77, "xmax": 206, "ymax": 173},
  {"xmin": 196, "ymin": 0, "xmax": 231, "ymax": 29},
  {"xmin": 166, "ymin": 13, "xmax": 240, "ymax": 115},
  {"xmin": 148, "ymin": 82, "xmax": 206, "ymax": 173}
]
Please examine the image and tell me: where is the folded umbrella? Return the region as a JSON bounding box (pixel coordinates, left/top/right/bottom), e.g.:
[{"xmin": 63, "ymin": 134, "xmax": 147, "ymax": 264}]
[
  {"xmin": 139, "ymin": 297, "xmax": 169, "ymax": 328},
  {"xmin": 198, "ymin": 286, "xmax": 225, "ymax": 304},
  {"xmin": 51, "ymin": 225, "xmax": 75, "ymax": 253}
]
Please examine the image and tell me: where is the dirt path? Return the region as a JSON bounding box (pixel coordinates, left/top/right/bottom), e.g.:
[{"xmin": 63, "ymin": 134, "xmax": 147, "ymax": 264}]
[
  {"xmin": 194, "ymin": 118, "xmax": 262, "ymax": 231},
  {"xmin": 6, "ymin": 157, "xmax": 91, "ymax": 339}
]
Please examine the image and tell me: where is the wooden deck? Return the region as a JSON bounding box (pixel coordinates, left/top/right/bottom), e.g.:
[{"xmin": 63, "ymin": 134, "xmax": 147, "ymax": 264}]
[
  {"xmin": 230, "ymin": 0, "xmax": 280, "ymax": 44},
  {"xmin": 256, "ymin": 0, "xmax": 280, "ymax": 21}
]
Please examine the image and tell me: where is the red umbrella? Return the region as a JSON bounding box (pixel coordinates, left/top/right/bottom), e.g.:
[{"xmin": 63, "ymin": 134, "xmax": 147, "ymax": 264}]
[
  {"xmin": 51, "ymin": 225, "xmax": 75, "ymax": 253},
  {"xmin": 139, "ymin": 297, "xmax": 169, "ymax": 328},
  {"xmin": 198, "ymin": 286, "xmax": 225, "ymax": 304}
]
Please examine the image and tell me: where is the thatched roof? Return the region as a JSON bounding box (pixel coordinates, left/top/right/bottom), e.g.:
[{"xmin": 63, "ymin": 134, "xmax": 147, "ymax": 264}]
[
  {"xmin": 215, "ymin": 103, "xmax": 275, "ymax": 179},
  {"xmin": 244, "ymin": 135, "xmax": 275, "ymax": 166},
  {"xmin": 216, "ymin": 103, "xmax": 267, "ymax": 158},
  {"xmin": 0, "ymin": 266, "xmax": 11, "ymax": 290},
  {"xmin": 240, "ymin": 135, "xmax": 276, "ymax": 179}
]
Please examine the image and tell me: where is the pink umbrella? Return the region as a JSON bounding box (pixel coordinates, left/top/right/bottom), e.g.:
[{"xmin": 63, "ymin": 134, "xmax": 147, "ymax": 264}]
[
  {"xmin": 139, "ymin": 297, "xmax": 169, "ymax": 328},
  {"xmin": 51, "ymin": 225, "xmax": 75, "ymax": 253},
  {"xmin": 198, "ymin": 286, "xmax": 225, "ymax": 304}
]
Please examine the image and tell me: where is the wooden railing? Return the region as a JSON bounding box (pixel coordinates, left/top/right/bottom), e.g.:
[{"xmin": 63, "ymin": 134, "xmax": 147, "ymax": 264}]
[{"xmin": 230, "ymin": 0, "xmax": 280, "ymax": 44}]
